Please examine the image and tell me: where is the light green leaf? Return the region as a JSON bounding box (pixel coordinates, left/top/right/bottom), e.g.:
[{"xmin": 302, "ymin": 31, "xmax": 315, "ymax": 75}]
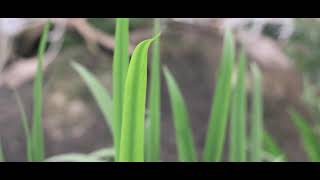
[
  {"xmin": 71, "ymin": 62, "xmax": 113, "ymax": 133},
  {"xmin": 118, "ymin": 34, "xmax": 159, "ymax": 162},
  {"xmin": 112, "ymin": 18, "xmax": 129, "ymax": 161},
  {"xmin": 146, "ymin": 18, "xmax": 161, "ymax": 162}
]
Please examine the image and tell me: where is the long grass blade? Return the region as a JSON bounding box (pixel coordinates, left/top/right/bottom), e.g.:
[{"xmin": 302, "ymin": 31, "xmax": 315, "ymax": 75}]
[
  {"xmin": 71, "ymin": 62, "xmax": 113, "ymax": 133},
  {"xmin": 112, "ymin": 18, "xmax": 129, "ymax": 161},
  {"xmin": 13, "ymin": 89, "xmax": 33, "ymax": 162},
  {"xmin": 118, "ymin": 34, "xmax": 159, "ymax": 162},
  {"xmin": 163, "ymin": 67, "xmax": 197, "ymax": 162},
  {"xmin": 146, "ymin": 18, "xmax": 161, "ymax": 162},
  {"xmin": 289, "ymin": 109, "xmax": 320, "ymax": 162},
  {"xmin": 250, "ymin": 63, "xmax": 264, "ymax": 162},
  {"xmin": 203, "ymin": 29, "xmax": 235, "ymax": 162},
  {"xmin": 31, "ymin": 21, "xmax": 50, "ymax": 162},
  {"xmin": 229, "ymin": 50, "xmax": 247, "ymax": 162}
]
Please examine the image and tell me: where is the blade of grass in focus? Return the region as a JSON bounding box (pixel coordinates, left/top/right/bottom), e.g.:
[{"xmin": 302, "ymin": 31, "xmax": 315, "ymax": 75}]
[
  {"xmin": 163, "ymin": 66, "xmax": 197, "ymax": 162},
  {"xmin": 289, "ymin": 109, "xmax": 320, "ymax": 162},
  {"xmin": 71, "ymin": 62, "xmax": 113, "ymax": 133},
  {"xmin": 146, "ymin": 18, "xmax": 161, "ymax": 162},
  {"xmin": 229, "ymin": 50, "xmax": 247, "ymax": 162},
  {"xmin": 263, "ymin": 131, "xmax": 286, "ymax": 161},
  {"xmin": 118, "ymin": 34, "xmax": 159, "ymax": 162},
  {"xmin": 203, "ymin": 29, "xmax": 235, "ymax": 162},
  {"xmin": 31, "ymin": 21, "xmax": 51, "ymax": 162},
  {"xmin": 250, "ymin": 63, "xmax": 263, "ymax": 162},
  {"xmin": 13, "ymin": 89, "xmax": 33, "ymax": 162},
  {"xmin": 112, "ymin": 18, "xmax": 129, "ymax": 161}
]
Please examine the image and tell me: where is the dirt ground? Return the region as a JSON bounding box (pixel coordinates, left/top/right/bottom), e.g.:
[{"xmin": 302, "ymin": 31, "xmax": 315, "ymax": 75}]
[{"xmin": 0, "ymin": 22, "xmax": 309, "ymax": 161}]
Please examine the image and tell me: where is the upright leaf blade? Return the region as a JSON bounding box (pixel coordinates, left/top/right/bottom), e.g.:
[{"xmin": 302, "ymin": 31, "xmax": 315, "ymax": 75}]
[
  {"xmin": 229, "ymin": 50, "xmax": 247, "ymax": 162},
  {"xmin": 289, "ymin": 110, "xmax": 320, "ymax": 162},
  {"xmin": 250, "ymin": 63, "xmax": 264, "ymax": 162},
  {"xmin": 112, "ymin": 18, "xmax": 129, "ymax": 161},
  {"xmin": 203, "ymin": 29, "xmax": 235, "ymax": 162},
  {"xmin": 163, "ymin": 67, "xmax": 197, "ymax": 162},
  {"xmin": 71, "ymin": 62, "xmax": 113, "ymax": 133},
  {"xmin": 13, "ymin": 89, "xmax": 32, "ymax": 162},
  {"xmin": 118, "ymin": 35, "xmax": 159, "ymax": 162},
  {"xmin": 31, "ymin": 21, "xmax": 50, "ymax": 162},
  {"xmin": 146, "ymin": 18, "xmax": 161, "ymax": 162}
]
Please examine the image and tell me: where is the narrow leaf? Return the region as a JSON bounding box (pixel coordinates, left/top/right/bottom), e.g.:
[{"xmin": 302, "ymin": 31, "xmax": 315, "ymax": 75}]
[
  {"xmin": 112, "ymin": 18, "xmax": 129, "ymax": 161},
  {"xmin": 118, "ymin": 34, "xmax": 159, "ymax": 162},
  {"xmin": 146, "ymin": 18, "xmax": 161, "ymax": 162},
  {"xmin": 71, "ymin": 62, "xmax": 113, "ymax": 133},
  {"xmin": 13, "ymin": 89, "xmax": 33, "ymax": 162},
  {"xmin": 203, "ymin": 29, "xmax": 235, "ymax": 162},
  {"xmin": 250, "ymin": 63, "xmax": 264, "ymax": 162},
  {"xmin": 163, "ymin": 66, "xmax": 197, "ymax": 162},
  {"xmin": 229, "ymin": 50, "xmax": 247, "ymax": 162},
  {"xmin": 31, "ymin": 21, "xmax": 50, "ymax": 162}
]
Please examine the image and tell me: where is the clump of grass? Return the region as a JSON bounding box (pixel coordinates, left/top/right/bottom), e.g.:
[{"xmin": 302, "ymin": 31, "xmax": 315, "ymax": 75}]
[{"xmin": 163, "ymin": 66, "xmax": 197, "ymax": 162}]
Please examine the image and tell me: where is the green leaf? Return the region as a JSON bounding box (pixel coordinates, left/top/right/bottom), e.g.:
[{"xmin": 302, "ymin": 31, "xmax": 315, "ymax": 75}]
[
  {"xmin": 163, "ymin": 66, "xmax": 197, "ymax": 162},
  {"xmin": 13, "ymin": 89, "xmax": 33, "ymax": 162},
  {"xmin": 289, "ymin": 109, "xmax": 320, "ymax": 162},
  {"xmin": 203, "ymin": 29, "xmax": 235, "ymax": 162},
  {"xmin": 118, "ymin": 34, "xmax": 159, "ymax": 162},
  {"xmin": 112, "ymin": 18, "xmax": 129, "ymax": 161},
  {"xmin": 229, "ymin": 50, "xmax": 247, "ymax": 162},
  {"xmin": 263, "ymin": 131, "xmax": 286, "ymax": 161},
  {"xmin": 250, "ymin": 63, "xmax": 264, "ymax": 162},
  {"xmin": 31, "ymin": 21, "xmax": 51, "ymax": 162},
  {"xmin": 71, "ymin": 62, "xmax": 113, "ymax": 133},
  {"xmin": 146, "ymin": 18, "xmax": 161, "ymax": 162}
]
